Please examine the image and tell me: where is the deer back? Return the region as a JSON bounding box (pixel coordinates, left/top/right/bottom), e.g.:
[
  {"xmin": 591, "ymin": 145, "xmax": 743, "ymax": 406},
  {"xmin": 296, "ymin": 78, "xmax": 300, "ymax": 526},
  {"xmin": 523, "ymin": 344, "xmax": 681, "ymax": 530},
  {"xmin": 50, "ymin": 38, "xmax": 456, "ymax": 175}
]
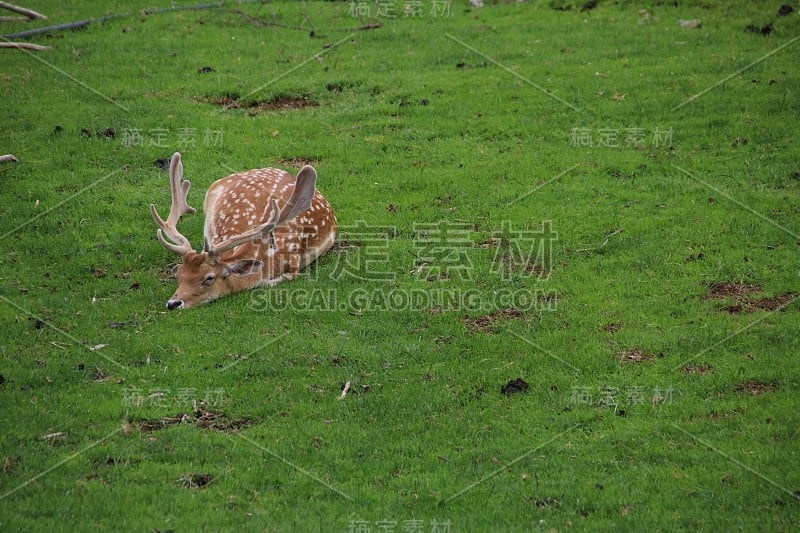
[{"xmin": 203, "ymin": 168, "xmax": 337, "ymax": 268}]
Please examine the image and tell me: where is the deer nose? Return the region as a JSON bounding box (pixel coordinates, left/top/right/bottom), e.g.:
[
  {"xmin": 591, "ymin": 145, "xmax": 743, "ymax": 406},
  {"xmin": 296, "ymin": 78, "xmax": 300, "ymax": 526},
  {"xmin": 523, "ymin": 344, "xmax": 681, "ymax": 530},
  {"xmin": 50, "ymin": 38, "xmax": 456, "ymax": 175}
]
[{"xmin": 166, "ymin": 299, "xmax": 184, "ymax": 310}]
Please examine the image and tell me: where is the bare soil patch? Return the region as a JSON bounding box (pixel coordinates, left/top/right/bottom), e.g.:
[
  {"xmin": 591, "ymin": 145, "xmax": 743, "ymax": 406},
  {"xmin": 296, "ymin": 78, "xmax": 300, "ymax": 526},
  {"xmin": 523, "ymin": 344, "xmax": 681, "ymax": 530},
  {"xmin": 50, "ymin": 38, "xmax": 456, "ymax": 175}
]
[
  {"xmin": 683, "ymin": 364, "xmax": 713, "ymax": 375},
  {"xmin": 704, "ymin": 282, "xmax": 795, "ymax": 314},
  {"xmin": 620, "ymin": 348, "xmax": 657, "ymax": 364},
  {"xmin": 205, "ymin": 94, "xmax": 318, "ymax": 115},
  {"xmin": 705, "ymin": 282, "xmax": 762, "ymax": 300},
  {"xmin": 464, "ymin": 308, "xmax": 525, "ymax": 333},
  {"xmin": 177, "ymin": 473, "xmax": 214, "ymax": 489},
  {"xmin": 722, "ymin": 292, "xmax": 796, "ymax": 314},
  {"xmin": 133, "ymin": 410, "xmax": 252, "ymax": 432},
  {"xmin": 278, "ymin": 157, "xmax": 320, "ymax": 169},
  {"xmin": 501, "ymin": 378, "xmax": 529, "ymax": 395},
  {"xmin": 736, "ymin": 380, "xmax": 777, "ymax": 396}
]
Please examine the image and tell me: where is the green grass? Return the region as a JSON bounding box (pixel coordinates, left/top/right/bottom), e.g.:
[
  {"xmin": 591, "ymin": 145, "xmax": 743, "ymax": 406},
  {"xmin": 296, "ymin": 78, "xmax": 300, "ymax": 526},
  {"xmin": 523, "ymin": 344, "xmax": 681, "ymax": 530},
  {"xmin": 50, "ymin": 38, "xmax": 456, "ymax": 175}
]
[{"xmin": 1, "ymin": 0, "xmax": 799, "ymax": 530}]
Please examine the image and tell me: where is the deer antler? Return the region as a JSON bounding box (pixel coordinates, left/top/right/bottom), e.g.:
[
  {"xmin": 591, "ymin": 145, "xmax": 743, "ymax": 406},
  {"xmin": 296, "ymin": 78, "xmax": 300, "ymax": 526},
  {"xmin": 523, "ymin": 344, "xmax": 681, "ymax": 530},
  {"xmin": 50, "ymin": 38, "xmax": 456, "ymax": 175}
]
[
  {"xmin": 150, "ymin": 152, "xmax": 196, "ymax": 256},
  {"xmin": 205, "ymin": 165, "xmax": 318, "ymax": 258}
]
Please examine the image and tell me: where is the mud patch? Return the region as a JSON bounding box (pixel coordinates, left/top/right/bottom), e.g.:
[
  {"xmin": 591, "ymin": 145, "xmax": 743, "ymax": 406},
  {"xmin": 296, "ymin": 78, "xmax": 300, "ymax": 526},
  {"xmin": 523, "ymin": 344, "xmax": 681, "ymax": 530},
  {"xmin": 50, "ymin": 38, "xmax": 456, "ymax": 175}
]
[
  {"xmin": 603, "ymin": 322, "xmax": 623, "ymax": 333},
  {"xmin": 133, "ymin": 410, "xmax": 252, "ymax": 432},
  {"xmin": 464, "ymin": 308, "xmax": 524, "ymax": 333},
  {"xmin": 620, "ymin": 348, "xmax": 657, "ymax": 364},
  {"xmin": 736, "ymin": 380, "xmax": 777, "ymax": 396}
]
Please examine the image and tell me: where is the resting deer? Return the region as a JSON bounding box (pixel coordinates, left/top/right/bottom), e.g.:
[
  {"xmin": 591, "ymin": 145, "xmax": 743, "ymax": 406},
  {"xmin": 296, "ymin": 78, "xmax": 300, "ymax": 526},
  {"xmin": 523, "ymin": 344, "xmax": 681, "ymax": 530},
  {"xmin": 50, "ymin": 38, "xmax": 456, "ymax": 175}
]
[{"xmin": 150, "ymin": 152, "xmax": 337, "ymax": 310}]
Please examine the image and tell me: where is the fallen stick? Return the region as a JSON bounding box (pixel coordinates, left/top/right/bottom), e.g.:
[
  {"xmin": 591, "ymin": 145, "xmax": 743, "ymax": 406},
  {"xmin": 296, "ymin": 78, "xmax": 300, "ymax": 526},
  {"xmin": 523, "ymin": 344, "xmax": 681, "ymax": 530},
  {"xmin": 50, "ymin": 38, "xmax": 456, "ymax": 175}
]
[
  {"xmin": 2, "ymin": 18, "xmax": 103, "ymax": 39},
  {"xmin": 0, "ymin": 1, "xmax": 47, "ymax": 20},
  {"xmin": 334, "ymin": 22, "xmax": 382, "ymax": 31},
  {"xmin": 0, "ymin": 154, "xmax": 18, "ymax": 163},
  {"xmin": 0, "ymin": 0, "xmax": 350, "ymax": 39},
  {"xmin": 338, "ymin": 381, "xmax": 351, "ymax": 400},
  {"xmin": 0, "ymin": 42, "xmax": 50, "ymax": 50},
  {"xmin": 2, "ymin": 0, "xmax": 261, "ymax": 40}
]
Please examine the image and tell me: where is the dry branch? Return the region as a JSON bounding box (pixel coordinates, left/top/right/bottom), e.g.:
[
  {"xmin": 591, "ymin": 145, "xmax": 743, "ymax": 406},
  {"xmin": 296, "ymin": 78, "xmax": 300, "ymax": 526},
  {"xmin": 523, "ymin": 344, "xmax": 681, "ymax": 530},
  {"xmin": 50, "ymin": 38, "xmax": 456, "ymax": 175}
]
[
  {"xmin": 334, "ymin": 22, "xmax": 383, "ymax": 31},
  {"xmin": 0, "ymin": 1, "xmax": 47, "ymax": 20},
  {"xmin": 338, "ymin": 381, "xmax": 351, "ymax": 400},
  {"xmin": 0, "ymin": 41, "xmax": 49, "ymax": 50}
]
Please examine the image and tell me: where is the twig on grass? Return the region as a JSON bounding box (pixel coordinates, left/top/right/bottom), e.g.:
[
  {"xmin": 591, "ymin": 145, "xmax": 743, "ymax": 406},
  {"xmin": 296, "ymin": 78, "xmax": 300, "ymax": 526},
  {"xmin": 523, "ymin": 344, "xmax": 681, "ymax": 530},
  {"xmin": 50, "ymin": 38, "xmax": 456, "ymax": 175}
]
[
  {"xmin": 1, "ymin": 0, "xmax": 239, "ymax": 40},
  {"xmin": 576, "ymin": 228, "xmax": 624, "ymax": 252},
  {"xmin": 338, "ymin": 381, "xmax": 351, "ymax": 400},
  {"xmin": 0, "ymin": 1, "xmax": 47, "ymax": 20},
  {"xmin": 0, "ymin": 42, "xmax": 49, "ymax": 50},
  {"xmin": 333, "ymin": 22, "xmax": 383, "ymax": 31}
]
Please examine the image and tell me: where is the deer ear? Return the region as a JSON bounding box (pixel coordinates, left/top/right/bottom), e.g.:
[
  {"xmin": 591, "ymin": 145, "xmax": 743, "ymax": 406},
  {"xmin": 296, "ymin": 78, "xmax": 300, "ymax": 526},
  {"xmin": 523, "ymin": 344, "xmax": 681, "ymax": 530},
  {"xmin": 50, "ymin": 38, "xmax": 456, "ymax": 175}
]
[
  {"xmin": 223, "ymin": 259, "xmax": 264, "ymax": 278},
  {"xmin": 276, "ymin": 165, "xmax": 317, "ymax": 225}
]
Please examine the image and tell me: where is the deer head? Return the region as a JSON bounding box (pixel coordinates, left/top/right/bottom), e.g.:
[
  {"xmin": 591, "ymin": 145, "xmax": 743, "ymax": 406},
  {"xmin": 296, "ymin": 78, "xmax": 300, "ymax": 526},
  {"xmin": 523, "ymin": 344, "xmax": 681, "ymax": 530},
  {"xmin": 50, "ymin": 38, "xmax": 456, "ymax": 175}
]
[{"xmin": 150, "ymin": 152, "xmax": 331, "ymax": 310}]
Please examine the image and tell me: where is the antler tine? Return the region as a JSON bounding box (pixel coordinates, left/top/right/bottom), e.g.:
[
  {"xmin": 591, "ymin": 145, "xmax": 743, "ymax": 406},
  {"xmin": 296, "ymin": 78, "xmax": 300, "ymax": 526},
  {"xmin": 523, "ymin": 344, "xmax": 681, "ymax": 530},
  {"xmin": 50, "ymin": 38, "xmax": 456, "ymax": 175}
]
[
  {"xmin": 150, "ymin": 152, "xmax": 196, "ymax": 256},
  {"xmin": 206, "ymin": 199, "xmax": 281, "ymax": 258}
]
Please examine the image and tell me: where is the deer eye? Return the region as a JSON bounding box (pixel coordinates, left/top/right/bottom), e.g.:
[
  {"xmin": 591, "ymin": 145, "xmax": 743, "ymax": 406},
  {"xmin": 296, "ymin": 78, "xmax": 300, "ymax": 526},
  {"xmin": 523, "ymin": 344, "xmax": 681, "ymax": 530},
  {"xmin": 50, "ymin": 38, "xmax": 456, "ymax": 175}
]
[{"xmin": 202, "ymin": 274, "xmax": 217, "ymax": 286}]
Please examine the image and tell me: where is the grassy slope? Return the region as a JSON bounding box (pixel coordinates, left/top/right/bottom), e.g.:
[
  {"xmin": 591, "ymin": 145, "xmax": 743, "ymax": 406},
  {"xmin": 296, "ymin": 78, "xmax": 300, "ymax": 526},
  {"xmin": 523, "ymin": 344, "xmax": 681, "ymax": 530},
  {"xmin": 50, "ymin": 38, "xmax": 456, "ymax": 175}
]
[{"xmin": 1, "ymin": 1, "xmax": 798, "ymax": 530}]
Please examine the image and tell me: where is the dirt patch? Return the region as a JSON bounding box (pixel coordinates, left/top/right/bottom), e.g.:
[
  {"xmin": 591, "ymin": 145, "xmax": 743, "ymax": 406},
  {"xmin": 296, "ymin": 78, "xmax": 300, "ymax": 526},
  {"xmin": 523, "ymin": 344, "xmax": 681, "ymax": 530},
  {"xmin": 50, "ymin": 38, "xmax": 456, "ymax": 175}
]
[
  {"xmin": 532, "ymin": 496, "xmax": 561, "ymax": 508},
  {"xmin": 736, "ymin": 380, "xmax": 777, "ymax": 396},
  {"xmin": 603, "ymin": 322, "xmax": 623, "ymax": 333},
  {"xmin": 2, "ymin": 455, "xmax": 19, "ymax": 474},
  {"xmin": 745, "ymin": 22, "xmax": 773, "ymax": 35},
  {"xmin": 620, "ymin": 348, "xmax": 656, "ymax": 364},
  {"xmin": 747, "ymin": 293, "xmax": 796, "ymax": 312},
  {"xmin": 208, "ymin": 94, "xmax": 240, "ymax": 108},
  {"xmin": 133, "ymin": 410, "xmax": 252, "ymax": 432},
  {"xmin": 683, "ymin": 364, "xmax": 713, "ymax": 375},
  {"xmin": 501, "ymin": 378, "xmax": 529, "ymax": 395},
  {"xmin": 177, "ymin": 473, "xmax": 214, "ymax": 489},
  {"xmin": 331, "ymin": 239, "xmax": 362, "ymax": 251},
  {"xmin": 153, "ymin": 157, "xmax": 171, "ymax": 171},
  {"xmin": 250, "ymin": 95, "xmax": 318, "ymax": 113},
  {"xmin": 721, "ymin": 292, "xmax": 796, "ymax": 314},
  {"xmin": 703, "ymin": 282, "xmax": 794, "ymax": 314},
  {"xmin": 278, "ymin": 157, "xmax": 320, "ymax": 169},
  {"xmin": 705, "ymin": 282, "xmax": 762, "ymax": 300},
  {"xmin": 206, "ymin": 94, "xmax": 318, "ymax": 115},
  {"xmin": 464, "ymin": 308, "xmax": 524, "ymax": 333}
]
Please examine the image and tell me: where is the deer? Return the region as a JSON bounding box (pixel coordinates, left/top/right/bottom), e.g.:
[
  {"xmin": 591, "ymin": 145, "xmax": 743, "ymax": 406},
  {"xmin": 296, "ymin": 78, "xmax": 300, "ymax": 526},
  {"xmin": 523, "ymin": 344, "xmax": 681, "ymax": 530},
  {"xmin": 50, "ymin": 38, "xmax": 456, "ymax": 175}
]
[{"xmin": 150, "ymin": 152, "xmax": 337, "ymax": 310}]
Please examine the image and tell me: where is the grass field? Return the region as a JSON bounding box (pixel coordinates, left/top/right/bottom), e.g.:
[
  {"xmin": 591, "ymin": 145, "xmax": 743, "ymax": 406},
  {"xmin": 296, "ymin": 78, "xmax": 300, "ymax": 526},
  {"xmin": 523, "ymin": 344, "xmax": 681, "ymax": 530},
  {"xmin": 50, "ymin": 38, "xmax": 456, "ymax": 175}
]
[{"xmin": 1, "ymin": 0, "xmax": 799, "ymax": 530}]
